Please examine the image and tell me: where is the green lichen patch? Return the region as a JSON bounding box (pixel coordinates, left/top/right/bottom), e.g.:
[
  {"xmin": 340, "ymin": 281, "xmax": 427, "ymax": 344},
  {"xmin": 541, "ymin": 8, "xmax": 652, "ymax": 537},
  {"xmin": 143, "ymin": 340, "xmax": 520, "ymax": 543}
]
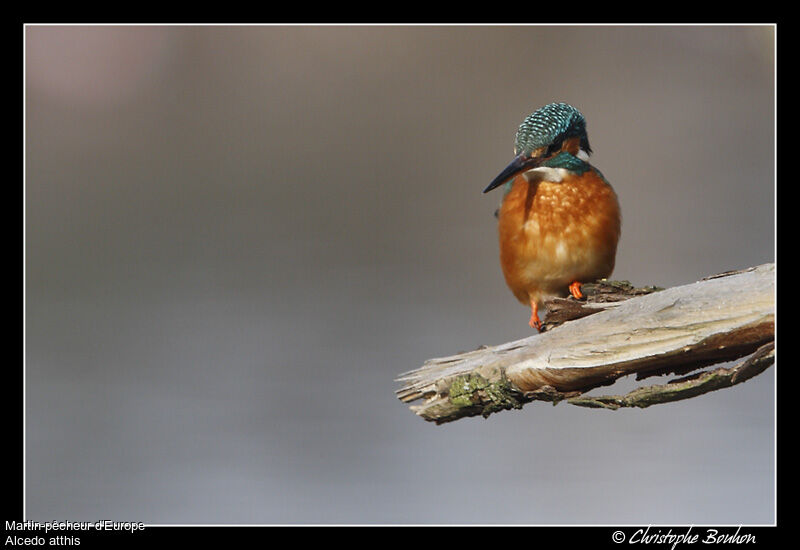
[{"xmin": 447, "ymin": 372, "xmax": 524, "ymax": 418}]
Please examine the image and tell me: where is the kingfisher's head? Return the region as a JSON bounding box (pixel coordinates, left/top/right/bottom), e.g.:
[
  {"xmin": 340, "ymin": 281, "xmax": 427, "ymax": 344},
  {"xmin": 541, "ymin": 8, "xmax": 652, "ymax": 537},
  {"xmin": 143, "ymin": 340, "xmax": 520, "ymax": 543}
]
[{"xmin": 484, "ymin": 103, "xmax": 592, "ymax": 193}]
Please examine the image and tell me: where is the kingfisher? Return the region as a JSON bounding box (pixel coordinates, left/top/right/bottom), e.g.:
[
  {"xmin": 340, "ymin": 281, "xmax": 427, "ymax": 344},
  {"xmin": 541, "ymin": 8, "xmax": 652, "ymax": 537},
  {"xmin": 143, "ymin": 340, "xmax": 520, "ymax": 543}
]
[{"xmin": 484, "ymin": 102, "xmax": 621, "ymax": 331}]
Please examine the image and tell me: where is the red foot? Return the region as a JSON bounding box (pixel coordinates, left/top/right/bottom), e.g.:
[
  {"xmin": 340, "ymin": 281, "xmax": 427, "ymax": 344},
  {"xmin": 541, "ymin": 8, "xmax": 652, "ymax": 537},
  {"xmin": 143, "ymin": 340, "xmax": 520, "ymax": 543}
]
[
  {"xmin": 529, "ymin": 300, "xmax": 542, "ymax": 332},
  {"xmin": 569, "ymin": 281, "xmax": 584, "ymax": 300}
]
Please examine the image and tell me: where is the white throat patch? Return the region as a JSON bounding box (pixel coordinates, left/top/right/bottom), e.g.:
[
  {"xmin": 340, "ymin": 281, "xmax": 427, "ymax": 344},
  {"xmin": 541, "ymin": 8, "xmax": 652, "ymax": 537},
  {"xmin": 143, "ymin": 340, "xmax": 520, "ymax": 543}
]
[
  {"xmin": 523, "ymin": 166, "xmax": 569, "ymax": 183},
  {"xmin": 522, "ymin": 148, "xmax": 589, "ymax": 183}
]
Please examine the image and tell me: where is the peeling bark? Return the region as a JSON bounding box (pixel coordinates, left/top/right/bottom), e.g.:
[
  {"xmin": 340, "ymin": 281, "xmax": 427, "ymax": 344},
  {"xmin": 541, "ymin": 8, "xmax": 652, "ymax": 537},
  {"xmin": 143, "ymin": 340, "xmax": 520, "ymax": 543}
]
[{"xmin": 396, "ymin": 264, "xmax": 775, "ymax": 424}]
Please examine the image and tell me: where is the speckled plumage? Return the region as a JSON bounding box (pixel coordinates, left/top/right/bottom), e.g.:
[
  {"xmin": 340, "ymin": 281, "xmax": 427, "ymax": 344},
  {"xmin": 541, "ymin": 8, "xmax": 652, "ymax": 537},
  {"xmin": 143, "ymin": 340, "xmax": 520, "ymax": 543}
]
[
  {"xmin": 514, "ymin": 102, "xmax": 591, "ymax": 157},
  {"xmin": 485, "ymin": 103, "xmax": 621, "ymax": 330}
]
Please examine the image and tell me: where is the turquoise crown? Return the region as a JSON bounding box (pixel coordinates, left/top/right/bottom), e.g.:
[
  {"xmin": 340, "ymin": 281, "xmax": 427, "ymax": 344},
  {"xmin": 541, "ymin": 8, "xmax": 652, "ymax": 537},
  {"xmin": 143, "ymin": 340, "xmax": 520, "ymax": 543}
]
[{"xmin": 514, "ymin": 103, "xmax": 592, "ymax": 157}]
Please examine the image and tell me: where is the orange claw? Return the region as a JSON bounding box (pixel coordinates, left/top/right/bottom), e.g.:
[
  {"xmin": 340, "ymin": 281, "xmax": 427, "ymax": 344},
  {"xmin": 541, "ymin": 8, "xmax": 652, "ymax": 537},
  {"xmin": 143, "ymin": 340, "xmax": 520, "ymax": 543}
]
[
  {"xmin": 529, "ymin": 300, "xmax": 542, "ymax": 332},
  {"xmin": 569, "ymin": 281, "xmax": 584, "ymax": 300}
]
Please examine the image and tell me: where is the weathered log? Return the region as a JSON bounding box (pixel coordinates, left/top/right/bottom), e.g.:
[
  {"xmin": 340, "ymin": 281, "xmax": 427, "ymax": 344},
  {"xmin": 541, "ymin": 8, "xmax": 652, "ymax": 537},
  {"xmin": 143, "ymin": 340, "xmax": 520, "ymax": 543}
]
[{"xmin": 396, "ymin": 264, "xmax": 775, "ymax": 424}]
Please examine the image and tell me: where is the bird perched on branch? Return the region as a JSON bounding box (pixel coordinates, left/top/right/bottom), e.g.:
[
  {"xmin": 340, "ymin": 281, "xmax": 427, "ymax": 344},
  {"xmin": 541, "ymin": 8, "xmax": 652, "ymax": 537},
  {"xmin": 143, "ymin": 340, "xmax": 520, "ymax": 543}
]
[{"xmin": 484, "ymin": 103, "xmax": 621, "ymax": 331}]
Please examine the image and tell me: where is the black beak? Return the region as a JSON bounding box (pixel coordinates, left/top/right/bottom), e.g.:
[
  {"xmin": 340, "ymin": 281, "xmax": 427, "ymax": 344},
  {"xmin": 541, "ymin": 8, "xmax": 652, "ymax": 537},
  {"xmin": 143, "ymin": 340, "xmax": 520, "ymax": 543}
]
[{"xmin": 483, "ymin": 153, "xmax": 542, "ymax": 193}]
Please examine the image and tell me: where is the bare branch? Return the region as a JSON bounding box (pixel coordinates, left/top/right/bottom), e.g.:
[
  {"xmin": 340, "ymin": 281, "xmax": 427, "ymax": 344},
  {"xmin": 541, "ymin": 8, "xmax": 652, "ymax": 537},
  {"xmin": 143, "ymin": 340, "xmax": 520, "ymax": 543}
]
[
  {"xmin": 396, "ymin": 264, "xmax": 775, "ymax": 424},
  {"xmin": 567, "ymin": 342, "xmax": 774, "ymax": 410}
]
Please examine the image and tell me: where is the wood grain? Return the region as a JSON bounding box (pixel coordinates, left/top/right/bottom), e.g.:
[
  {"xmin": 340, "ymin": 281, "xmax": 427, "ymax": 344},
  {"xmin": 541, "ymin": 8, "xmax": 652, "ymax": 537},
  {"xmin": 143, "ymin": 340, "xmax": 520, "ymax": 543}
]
[{"xmin": 396, "ymin": 264, "xmax": 775, "ymax": 424}]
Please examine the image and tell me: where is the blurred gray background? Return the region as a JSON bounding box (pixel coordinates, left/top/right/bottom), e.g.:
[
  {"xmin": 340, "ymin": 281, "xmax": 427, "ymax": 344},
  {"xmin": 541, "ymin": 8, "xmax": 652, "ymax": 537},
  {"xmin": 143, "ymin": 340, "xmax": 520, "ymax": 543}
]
[{"xmin": 25, "ymin": 25, "xmax": 775, "ymax": 524}]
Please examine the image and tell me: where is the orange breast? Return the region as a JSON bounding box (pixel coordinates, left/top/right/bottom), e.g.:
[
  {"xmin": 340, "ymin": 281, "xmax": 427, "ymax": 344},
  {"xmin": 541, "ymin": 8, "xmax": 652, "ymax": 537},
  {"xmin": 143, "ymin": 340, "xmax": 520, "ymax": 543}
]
[{"xmin": 497, "ymin": 169, "xmax": 621, "ymax": 306}]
